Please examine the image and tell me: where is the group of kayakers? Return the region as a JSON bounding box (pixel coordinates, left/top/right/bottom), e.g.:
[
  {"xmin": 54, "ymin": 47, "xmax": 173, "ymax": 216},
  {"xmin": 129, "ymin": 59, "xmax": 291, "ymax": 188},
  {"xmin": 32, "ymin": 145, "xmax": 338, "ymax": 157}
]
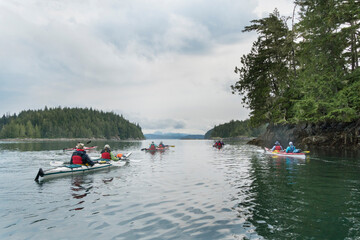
[
  {"xmin": 213, "ymin": 140, "xmax": 225, "ymax": 148},
  {"xmin": 148, "ymin": 141, "xmax": 167, "ymax": 150},
  {"xmin": 70, "ymin": 143, "xmax": 124, "ymax": 166},
  {"xmin": 271, "ymin": 141, "xmax": 301, "ymax": 153}
]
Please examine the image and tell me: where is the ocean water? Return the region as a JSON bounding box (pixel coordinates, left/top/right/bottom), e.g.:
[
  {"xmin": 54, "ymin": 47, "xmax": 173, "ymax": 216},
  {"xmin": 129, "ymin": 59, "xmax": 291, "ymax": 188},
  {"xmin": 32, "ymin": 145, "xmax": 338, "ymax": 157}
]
[{"xmin": 0, "ymin": 139, "xmax": 360, "ymax": 239}]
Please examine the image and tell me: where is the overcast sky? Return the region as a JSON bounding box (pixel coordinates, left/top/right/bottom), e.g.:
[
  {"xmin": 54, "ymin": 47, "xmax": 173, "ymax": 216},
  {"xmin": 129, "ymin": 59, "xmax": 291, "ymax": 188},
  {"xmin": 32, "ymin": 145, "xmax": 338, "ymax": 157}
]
[{"xmin": 0, "ymin": 0, "xmax": 294, "ymax": 134}]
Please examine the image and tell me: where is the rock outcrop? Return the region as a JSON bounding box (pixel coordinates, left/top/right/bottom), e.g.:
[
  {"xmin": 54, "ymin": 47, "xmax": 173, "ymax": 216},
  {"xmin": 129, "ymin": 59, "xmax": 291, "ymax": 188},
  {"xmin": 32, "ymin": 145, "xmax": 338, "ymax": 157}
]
[{"xmin": 248, "ymin": 120, "xmax": 360, "ymax": 150}]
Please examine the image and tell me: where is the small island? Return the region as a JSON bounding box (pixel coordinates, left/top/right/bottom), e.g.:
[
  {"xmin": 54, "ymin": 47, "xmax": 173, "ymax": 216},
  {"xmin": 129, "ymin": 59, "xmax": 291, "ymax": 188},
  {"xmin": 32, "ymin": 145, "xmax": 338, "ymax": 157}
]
[{"xmin": 0, "ymin": 106, "xmax": 144, "ymax": 140}]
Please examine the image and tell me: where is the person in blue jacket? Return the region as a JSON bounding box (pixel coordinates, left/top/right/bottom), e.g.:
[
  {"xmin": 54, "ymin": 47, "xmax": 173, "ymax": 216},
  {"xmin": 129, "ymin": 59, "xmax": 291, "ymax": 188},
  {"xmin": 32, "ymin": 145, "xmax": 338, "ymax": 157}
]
[{"xmin": 286, "ymin": 142, "xmax": 296, "ymax": 153}]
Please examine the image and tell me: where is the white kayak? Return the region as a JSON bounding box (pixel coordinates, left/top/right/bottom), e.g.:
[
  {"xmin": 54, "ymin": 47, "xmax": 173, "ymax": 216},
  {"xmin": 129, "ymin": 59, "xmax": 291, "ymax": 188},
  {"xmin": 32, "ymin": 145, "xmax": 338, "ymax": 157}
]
[
  {"xmin": 264, "ymin": 148, "xmax": 306, "ymax": 159},
  {"xmin": 49, "ymin": 152, "xmax": 132, "ymax": 167},
  {"xmin": 35, "ymin": 152, "xmax": 132, "ymax": 181}
]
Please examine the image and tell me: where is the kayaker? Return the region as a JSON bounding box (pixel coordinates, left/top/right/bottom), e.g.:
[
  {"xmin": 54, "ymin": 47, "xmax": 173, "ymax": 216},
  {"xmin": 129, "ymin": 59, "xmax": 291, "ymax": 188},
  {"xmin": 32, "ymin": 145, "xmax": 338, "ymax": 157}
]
[
  {"xmin": 70, "ymin": 143, "xmax": 95, "ymax": 166},
  {"xmin": 149, "ymin": 141, "xmax": 157, "ymax": 150},
  {"xmin": 286, "ymin": 142, "xmax": 296, "ymax": 153},
  {"xmin": 158, "ymin": 141, "xmax": 166, "ymax": 148},
  {"xmin": 271, "ymin": 141, "xmax": 283, "ymax": 152},
  {"xmin": 101, "ymin": 144, "xmax": 120, "ymax": 160}
]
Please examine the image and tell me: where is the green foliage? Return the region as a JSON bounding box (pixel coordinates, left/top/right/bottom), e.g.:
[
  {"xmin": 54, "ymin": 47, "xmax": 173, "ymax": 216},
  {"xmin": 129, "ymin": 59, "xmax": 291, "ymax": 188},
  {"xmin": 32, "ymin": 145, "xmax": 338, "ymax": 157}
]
[
  {"xmin": 232, "ymin": 9, "xmax": 296, "ymax": 126},
  {"xmin": 233, "ymin": 2, "xmax": 360, "ymax": 125},
  {"xmin": 0, "ymin": 107, "xmax": 144, "ymax": 139},
  {"xmin": 206, "ymin": 119, "xmax": 267, "ymax": 139}
]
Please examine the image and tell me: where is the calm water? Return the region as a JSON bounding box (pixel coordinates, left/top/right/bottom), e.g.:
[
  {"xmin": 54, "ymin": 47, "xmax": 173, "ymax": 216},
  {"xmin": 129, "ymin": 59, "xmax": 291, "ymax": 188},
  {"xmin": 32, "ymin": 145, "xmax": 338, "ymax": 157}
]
[{"xmin": 0, "ymin": 139, "xmax": 360, "ymax": 239}]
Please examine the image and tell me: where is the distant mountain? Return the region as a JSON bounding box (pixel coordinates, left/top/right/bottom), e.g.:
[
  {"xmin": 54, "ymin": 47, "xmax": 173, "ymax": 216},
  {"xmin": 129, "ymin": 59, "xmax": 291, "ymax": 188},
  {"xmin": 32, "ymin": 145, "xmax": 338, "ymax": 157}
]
[{"xmin": 144, "ymin": 132, "xmax": 204, "ymax": 139}]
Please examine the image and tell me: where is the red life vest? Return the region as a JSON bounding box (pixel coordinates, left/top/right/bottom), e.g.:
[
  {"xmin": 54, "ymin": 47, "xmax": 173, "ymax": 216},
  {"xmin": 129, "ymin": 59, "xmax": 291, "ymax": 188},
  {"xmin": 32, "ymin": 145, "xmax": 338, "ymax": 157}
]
[
  {"xmin": 149, "ymin": 144, "xmax": 156, "ymax": 150},
  {"xmin": 274, "ymin": 145, "xmax": 282, "ymax": 151},
  {"xmin": 72, "ymin": 149, "xmax": 85, "ymax": 164},
  {"xmin": 101, "ymin": 152, "xmax": 111, "ymax": 159}
]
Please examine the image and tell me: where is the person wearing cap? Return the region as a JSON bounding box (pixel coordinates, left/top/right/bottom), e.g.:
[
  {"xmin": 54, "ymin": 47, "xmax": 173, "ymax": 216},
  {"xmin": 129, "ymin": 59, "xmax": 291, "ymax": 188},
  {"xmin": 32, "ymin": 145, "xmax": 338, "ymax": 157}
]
[
  {"xmin": 271, "ymin": 141, "xmax": 283, "ymax": 152},
  {"xmin": 158, "ymin": 141, "xmax": 166, "ymax": 148},
  {"xmin": 101, "ymin": 144, "xmax": 120, "ymax": 160},
  {"xmin": 148, "ymin": 141, "xmax": 157, "ymax": 150},
  {"xmin": 70, "ymin": 143, "xmax": 95, "ymax": 166},
  {"xmin": 286, "ymin": 142, "xmax": 296, "ymax": 153}
]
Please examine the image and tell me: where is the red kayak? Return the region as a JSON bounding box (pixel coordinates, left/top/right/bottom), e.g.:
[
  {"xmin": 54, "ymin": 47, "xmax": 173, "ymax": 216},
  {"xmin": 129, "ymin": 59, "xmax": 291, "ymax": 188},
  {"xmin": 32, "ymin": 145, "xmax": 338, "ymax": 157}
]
[{"xmin": 142, "ymin": 146, "xmax": 169, "ymax": 152}]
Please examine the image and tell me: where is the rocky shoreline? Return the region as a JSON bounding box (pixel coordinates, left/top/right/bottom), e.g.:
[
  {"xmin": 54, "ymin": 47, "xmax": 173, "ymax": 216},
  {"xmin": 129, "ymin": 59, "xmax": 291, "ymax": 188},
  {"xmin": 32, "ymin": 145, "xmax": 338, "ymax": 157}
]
[{"xmin": 248, "ymin": 120, "xmax": 360, "ymax": 150}]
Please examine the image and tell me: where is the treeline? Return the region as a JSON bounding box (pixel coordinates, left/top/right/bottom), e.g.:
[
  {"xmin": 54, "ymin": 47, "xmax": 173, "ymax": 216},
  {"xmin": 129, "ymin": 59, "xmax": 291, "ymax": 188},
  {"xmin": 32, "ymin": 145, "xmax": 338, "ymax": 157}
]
[
  {"xmin": 205, "ymin": 120, "xmax": 267, "ymax": 139},
  {"xmin": 0, "ymin": 107, "xmax": 144, "ymax": 139},
  {"xmin": 232, "ymin": 1, "xmax": 360, "ymax": 127}
]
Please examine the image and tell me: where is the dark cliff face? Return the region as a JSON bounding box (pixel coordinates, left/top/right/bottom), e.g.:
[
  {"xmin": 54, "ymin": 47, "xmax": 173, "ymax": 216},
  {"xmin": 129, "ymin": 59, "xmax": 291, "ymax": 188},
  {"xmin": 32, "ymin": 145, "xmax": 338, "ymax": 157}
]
[{"xmin": 248, "ymin": 120, "xmax": 360, "ymax": 150}]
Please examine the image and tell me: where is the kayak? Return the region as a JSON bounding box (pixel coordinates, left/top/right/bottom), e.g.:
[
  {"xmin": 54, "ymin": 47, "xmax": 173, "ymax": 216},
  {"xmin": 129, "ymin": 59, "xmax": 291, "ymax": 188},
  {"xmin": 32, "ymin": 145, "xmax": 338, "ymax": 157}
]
[
  {"xmin": 264, "ymin": 147, "xmax": 306, "ymax": 159},
  {"xmin": 142, "ymin": 146, "xmax": 169, "ymax": 152},
  {"xmin": 213, "ymin": 144, "xmax": 224, "ymax": 149},
  {"xmin": 50, "ymin": 152, "xmax": 132, "ymax": 167},
  {"xmin": 63, "ymin": 146, "xmax": 97, "ymax": 151},
  {"xmin": 35, "ymin": 152, "xmax": 132, "ymax": 181},
  {"xmin": 35, "ymin": 161, "xmax": 126, "ymax": 181}
]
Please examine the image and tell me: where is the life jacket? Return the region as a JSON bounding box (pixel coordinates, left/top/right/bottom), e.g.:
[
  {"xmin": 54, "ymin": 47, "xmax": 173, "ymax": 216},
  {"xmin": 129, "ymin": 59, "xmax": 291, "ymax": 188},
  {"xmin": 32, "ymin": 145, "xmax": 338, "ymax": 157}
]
[
  {"xmin": 287, "ymin": 146, "xmax": 295, "ymax": 153},
  {"xmin": 274, "ymin": 145, "xmax": 282, "ymax": 151},
  {"xmin": 101, "ymin": 151, "xmax": 111, "ymax": 159},
  {"xmin": 71, "ymin": 149, "xmax": 85, "ymax": 164},
  {"xmin": 149, "ymin": 144, "xmax": 156, "ymax": 150}
]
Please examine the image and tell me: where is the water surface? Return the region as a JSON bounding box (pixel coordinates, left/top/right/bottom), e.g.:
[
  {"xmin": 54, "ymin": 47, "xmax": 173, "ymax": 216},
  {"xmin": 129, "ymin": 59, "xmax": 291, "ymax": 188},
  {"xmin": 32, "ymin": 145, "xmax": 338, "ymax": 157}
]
[{"xmin": 0, "ymin": 140, "xmax": 359, "ymax": 239}]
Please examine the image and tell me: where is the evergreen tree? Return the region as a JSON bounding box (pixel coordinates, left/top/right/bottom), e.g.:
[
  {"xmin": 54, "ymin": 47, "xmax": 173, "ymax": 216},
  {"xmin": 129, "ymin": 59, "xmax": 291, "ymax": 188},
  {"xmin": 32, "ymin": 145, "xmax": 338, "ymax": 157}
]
[{"xmin": 232, "ymin": 9, "xmax": 294, "ymax": 126}]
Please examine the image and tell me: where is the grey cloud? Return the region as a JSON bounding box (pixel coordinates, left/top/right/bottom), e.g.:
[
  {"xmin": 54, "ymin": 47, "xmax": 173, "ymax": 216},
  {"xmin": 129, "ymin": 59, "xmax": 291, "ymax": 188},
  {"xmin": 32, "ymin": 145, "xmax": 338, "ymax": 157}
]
[
  {"xmin": 139, "ymin": 118, "xmax": 186, "ymax": 130},
  {"xmin": 93, "ymin": 0, "xmax": 258, "ymax": 56}
]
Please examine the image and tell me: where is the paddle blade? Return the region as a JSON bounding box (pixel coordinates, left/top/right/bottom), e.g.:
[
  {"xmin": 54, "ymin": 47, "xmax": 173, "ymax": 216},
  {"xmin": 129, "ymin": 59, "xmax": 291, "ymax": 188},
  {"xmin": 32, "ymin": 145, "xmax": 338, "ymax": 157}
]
[{"xmin": 50, "ymin": 161, "xmax": 65, "ymax": 167}]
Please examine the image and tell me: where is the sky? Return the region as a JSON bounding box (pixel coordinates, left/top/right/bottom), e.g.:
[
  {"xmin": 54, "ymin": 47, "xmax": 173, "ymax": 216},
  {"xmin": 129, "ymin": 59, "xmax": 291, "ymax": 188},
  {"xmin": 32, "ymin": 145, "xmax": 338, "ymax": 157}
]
[{"xmin": 0, "ymin": 0, "xmax": 295, "ymax": 134}]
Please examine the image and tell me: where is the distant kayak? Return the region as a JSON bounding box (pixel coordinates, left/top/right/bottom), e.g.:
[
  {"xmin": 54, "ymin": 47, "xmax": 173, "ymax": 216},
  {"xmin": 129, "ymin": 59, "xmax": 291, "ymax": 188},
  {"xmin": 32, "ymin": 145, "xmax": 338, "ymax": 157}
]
[
  {"xmin": 64, "ymin": 146, "xmax": 97, "ymax": 151},
  {"xmin": 264, "ymin": 147, "xmax": 306, "ymax": 159},
  {"xmin": 142, "ymin": 146, "xmax": 169, "ymax": 152},
  {"xmin": 213, "ymin": 144, "xmax": 223, "ymax": 149}
]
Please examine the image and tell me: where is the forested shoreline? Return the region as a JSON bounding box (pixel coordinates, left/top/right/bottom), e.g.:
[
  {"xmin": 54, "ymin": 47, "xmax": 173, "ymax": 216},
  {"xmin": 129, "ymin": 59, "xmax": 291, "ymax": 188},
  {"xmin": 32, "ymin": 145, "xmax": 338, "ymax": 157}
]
[
  {"xmin": 0, "ymin": 107, "xmax": 144, "ymax": 140},
  {"xmin": 205, "ymin": 119, "xmax": 266, "ymax": 139},
  {"xmin": 232, "ymin": 1, "xmax": 360, "ymax": 148}
]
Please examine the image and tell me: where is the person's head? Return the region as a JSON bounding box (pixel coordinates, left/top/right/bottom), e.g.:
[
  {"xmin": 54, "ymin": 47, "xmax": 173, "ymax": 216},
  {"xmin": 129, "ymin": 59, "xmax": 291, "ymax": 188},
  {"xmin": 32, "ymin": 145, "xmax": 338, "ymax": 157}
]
[
  {"xmin": 76, "ymin": 143, "xmax": 84, "ymax": 149},
  {"xmin": 104, "ymin": 144, "xmax": 110, "ymax": 150},
  {"xmin": 289, "ymin": 142, "xmax": 293, "ymax": 146},
  {"xmin": 275, "ymin": 141, "xmax": 280, "ymax": 145}
]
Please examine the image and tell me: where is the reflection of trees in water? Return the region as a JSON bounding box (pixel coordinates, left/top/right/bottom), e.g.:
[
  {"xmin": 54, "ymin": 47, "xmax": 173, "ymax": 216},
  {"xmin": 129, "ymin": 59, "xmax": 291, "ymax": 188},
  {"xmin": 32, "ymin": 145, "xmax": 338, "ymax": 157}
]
[{"xmin": 0, "ymin": 140, "xmax": 142, "ymax": 152}]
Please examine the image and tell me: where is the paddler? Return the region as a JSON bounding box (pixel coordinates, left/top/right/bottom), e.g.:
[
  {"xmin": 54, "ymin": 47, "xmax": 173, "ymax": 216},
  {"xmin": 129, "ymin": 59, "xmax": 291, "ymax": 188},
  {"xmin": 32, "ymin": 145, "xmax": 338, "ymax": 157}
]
[
  {"xmin": 271, "ymin": 141, "xmax": 283, "ymax": 152},
  {"xmin": 286, "ymin": 142, "xmax": 301, "ymax": 153},
  {"xmin": 101, "ymin": 144, "xmax": 121, "ymax": 160},
  {"xmin": 70, "ymin": 143, "xmax": 95, "ymax": 166},
  {"xmin": 158, "ymin": 141, "xmax": 166, "ymax": 148},
  {"xmin": 149, "ymin": 141, "xmax": 157, "ymax": 150}
]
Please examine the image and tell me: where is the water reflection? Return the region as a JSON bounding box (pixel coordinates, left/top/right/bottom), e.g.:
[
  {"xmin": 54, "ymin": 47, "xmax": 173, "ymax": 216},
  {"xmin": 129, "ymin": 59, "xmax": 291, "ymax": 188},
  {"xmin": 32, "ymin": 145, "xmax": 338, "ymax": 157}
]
[
  {"xmin": 70, "ymin": 176, "xmax": 94, "ymax": 211},
  {"xmin": 0, "ymin": 140, "xmax": 142, "ymax": 152}
]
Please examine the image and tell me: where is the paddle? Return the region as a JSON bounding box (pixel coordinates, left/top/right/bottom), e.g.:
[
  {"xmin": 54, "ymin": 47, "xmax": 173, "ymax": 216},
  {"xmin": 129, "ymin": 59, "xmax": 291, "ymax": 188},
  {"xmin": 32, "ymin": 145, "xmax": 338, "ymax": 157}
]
[{"xmin": 63, "ymin": 140, "xmax": 92, "ymax": 151}]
